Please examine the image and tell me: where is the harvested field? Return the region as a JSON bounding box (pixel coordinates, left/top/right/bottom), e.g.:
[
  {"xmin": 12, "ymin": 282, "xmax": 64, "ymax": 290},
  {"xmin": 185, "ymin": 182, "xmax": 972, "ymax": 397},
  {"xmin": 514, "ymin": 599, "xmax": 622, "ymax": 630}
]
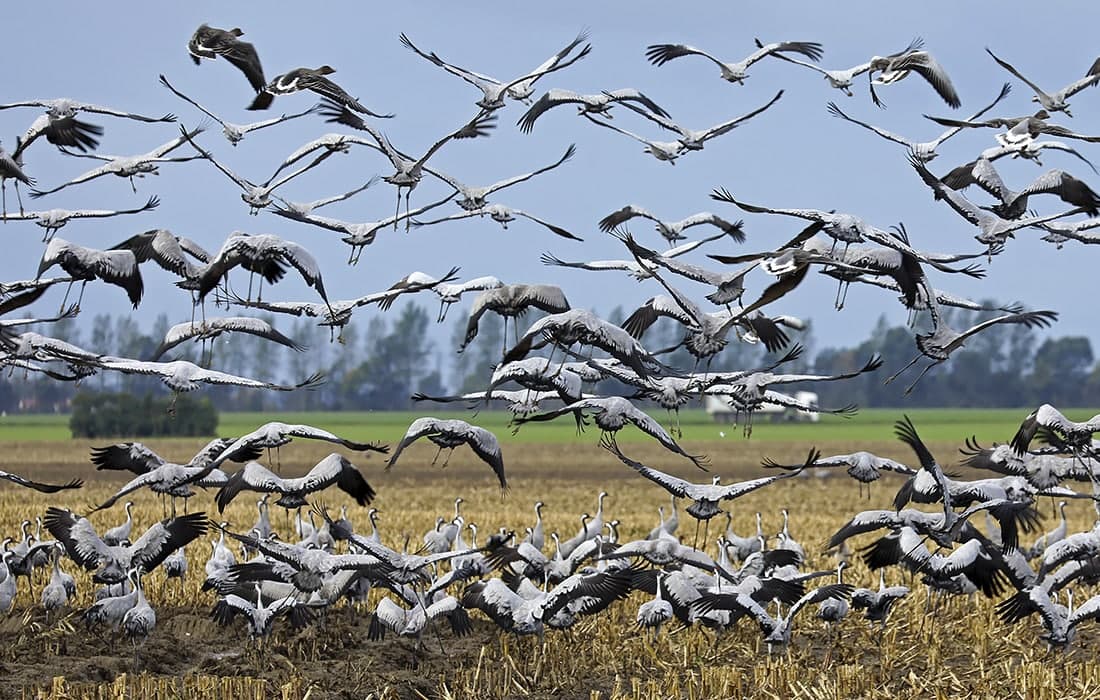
[{"xmin": 3, "ymin": 435, "xmax": 1100, "ymax": 699}]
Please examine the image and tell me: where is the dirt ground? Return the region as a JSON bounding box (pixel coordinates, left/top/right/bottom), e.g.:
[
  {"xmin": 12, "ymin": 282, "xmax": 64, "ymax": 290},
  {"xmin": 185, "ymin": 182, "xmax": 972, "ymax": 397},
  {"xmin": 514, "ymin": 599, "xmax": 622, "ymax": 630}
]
[{"xmin": 3, "ymin": 435, "xmax": 1090, "ymax": 699}]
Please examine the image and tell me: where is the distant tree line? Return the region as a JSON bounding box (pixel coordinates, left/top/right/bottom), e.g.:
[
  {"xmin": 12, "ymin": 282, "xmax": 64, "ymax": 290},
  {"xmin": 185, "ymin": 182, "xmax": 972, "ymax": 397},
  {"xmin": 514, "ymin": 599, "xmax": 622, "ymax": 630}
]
[
  {"xmin": 70, "ymin": 392, "xmax": 217, "ymax": 438},
  {"xmin": 1, "ymin": 300, "xmax": 1096, "ymax": 415},
  {"xmin": 810, "ymin": 306, "xmax": 1098, "ymax": 408}
]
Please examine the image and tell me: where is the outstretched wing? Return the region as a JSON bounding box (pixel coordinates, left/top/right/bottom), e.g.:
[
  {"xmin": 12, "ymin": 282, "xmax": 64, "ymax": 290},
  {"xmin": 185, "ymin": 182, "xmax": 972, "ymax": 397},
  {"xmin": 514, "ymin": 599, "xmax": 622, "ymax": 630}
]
[{"xmin": 0, "ymin": 470, "xmax": 82, "ymax": 493}]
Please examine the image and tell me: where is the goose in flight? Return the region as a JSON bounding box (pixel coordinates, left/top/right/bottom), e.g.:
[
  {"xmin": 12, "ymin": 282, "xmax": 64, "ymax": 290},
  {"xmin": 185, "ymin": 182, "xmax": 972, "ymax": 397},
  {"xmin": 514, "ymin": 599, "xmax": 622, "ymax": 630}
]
[
  {"xmin": 827, "ymin": 82, "xmax": 1011, "ymax": 162},
  {"xmin": 159, "ymin": 75, "xmax": 315, "ymax": 146},
  {"xmin": 187, "ymin": 24, "xmax": 266, "ymax": 93},
  {"xmin": 985, "ymin": 47, "xmax": 1100, "ymax": 118},
  {"xmin": 149, "ymin": 317, "xmax": 305, "ymax": 363},
  {"xmin": 924, "ymin": 109, "xmax": 1100, "ymax": 148},
  {"xmin": 977, "ymin": 138, "xmax": 1097, "ymax": 173},
  {"xmin": 36, "ymin": 237, "xmax": 143, "ymax": 309},
  {"xmin": 513, "ymin": 396, "xmax": 707, "ymax": 469},
  {"xmin": 399, "ymin": 31, "xmax": 591, "ymax": 111},
  {"xmin": 29, "ymin": 127, "xmax": 204, "ymax": 197},
  {"xmin": 644, "ymin": 38, "xmax": 822, "ymax": 84},
  {"xmin": 517, "ymin": 88, "xmax": 669, "ymax": 134},
  {"xmin": 612, "ymin": 89, "xmax": 785, "ymax": 152},
  {"xmin": 215, "ymin": 454, "xmax": 376, "ymax": 512},
  {"xmin": 765, "ymin": 37, "xmax": 922, "ymax": 98},
  {"xmin": 599, "ymin": 205, "xmax": 745, "ymax": 246},
  {"xmin": 386, "ymin": 417, "xmax": 506, "ymax": 491},
  {"xmin": 864, "ymin": 38, "xmax": 960, "ymax": 109},
  {"xmin": 249, "ymin": 65, "xmax": 392, "ymax": 115},
  {"xmin": 8, "ymin": 196, "xmax": 161, "ymax": 243}
]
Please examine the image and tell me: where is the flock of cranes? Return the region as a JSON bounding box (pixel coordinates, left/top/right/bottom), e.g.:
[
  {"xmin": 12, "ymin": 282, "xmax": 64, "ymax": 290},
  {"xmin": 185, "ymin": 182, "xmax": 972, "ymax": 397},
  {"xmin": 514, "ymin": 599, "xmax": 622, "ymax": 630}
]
[
  {"xmin": 3, "ymin": 18, "xmax": 1100, "ymax": 668},
  {"xmin": 6, "ymin": 404, "xmax": 1100, "ymax": 652}
]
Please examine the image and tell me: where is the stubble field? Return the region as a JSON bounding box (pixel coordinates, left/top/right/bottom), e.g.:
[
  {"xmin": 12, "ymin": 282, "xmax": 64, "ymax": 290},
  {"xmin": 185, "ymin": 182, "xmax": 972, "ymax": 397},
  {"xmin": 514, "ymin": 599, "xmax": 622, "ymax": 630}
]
[{"xmin": 4, "ymin": 414, "xmax": 1100, "ymax": 699}]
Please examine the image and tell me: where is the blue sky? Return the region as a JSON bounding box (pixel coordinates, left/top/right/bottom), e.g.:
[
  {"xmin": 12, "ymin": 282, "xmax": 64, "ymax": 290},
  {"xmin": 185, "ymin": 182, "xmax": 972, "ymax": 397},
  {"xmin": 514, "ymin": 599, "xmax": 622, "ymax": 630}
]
[{"xmin": 5, "ymin": 1, "xmax": 1100, "ymax": 369}]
